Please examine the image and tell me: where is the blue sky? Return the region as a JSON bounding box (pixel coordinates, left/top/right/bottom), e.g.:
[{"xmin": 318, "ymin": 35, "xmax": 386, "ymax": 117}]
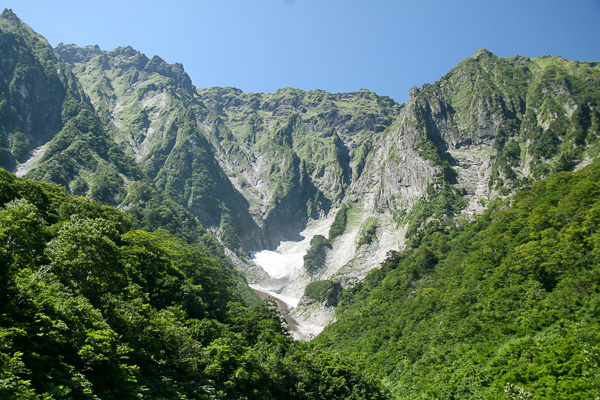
[{"xmin": 3, "ymin": 0, "xmax": 600, "ymax": 103}]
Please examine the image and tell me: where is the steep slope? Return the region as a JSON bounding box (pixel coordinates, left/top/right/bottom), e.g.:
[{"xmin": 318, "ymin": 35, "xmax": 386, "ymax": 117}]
[
  {"xmin": 337, "ymin": 50, "xmax": 600, "ymax": 279},
  {"xmin": 0, "ymin": 8, "xmax": 76, "ymax": 171},
  {"xmin": 357, "ymin": 49, "xmax": 600, "ymax": 232},
  {"xmin": 55, "ymin": 44, "xmax": 263, "ymax": 252},
  {"xmin": 0, "ymin": 9, "xmax": 218, "ymax": 259},
  {"xmin": 315, "ymin": 160, "xmax": 600, "ymax": 398},
  {"xmin": 195, "ymin": 87, "xmax": 403, "ymax": 247},
  {"xmin": 402, "ymin": 49, "xmax": 600, "ymax": 202},
  {"xmin": 0, "ymin": 9, "xmax": 139, "ymax": 206}
]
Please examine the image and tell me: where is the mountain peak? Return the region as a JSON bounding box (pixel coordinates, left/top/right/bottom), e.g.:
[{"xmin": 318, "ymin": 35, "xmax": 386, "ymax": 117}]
[
  {"xmin": 473, "ymin": 48, "xmax": 496, "ymax": 59},
  {"xmin": 0, "ymin": 8, "xmax": 44, "ymax": 42},
  {"xmin": 1, "ymin": 8, "xmax": 16, "ymax": 18},
  {"xmin": 1, "ymin": 8, "xmax": 21, "ymax": 27}
]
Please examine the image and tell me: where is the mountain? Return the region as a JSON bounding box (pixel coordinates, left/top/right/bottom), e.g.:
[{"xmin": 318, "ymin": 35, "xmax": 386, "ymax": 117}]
[
  {"xmin": 373, "ymin": 48, "xmax": 600, "ymax": 242},
  {"xmin": 55, "ymin": 44, "xmax": 264, "ymax": 254},
  {"xmin": 2, "ymin": 8, "xmax": 600, "ymax": 332},
  {"xmin": 0, "ymin": 9, "xmax": 241, "ymax": 258},
  {"xmin": 0, "ymin": 9, "xmax": 139, "ymax": 206},
  {"xmin": 52, "ymin": 43, "xmax": 405, "ymax": 253},
  {"xmin": 50, "ymin": 41, "xmax": 408, "ymax": 290},
  {"xmin": 194, "ymin": 86, "xmax": 402, "ymax": 247}
]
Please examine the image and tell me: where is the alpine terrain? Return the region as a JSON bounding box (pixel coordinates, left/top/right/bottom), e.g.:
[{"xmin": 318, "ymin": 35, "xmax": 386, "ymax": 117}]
[{"xmin": 1, "ymin": 8, "xmax": 600, "ymax": 398}]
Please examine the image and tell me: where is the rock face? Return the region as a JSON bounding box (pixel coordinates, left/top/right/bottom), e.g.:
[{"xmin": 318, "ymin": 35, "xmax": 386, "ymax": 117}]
[
  {"xmin": 2, "ymin": 9, "xmax": 600, "ymax": 331},
  {"xmin": 194, "ymin": 87, "xmax": 403, "ymax": 249},
  {"xmin": 0, "ymin": 9, "xmax": 140, "ymax": 206}
]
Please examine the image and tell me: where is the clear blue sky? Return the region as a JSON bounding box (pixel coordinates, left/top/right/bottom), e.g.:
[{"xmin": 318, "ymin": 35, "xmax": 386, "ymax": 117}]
[{"xmin": 3, "ymin": 0, "xmax": 600, "ymax": 103}]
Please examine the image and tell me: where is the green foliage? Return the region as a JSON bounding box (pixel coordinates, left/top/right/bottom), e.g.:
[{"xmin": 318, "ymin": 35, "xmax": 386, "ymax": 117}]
[
  {"xmin": 353, "ymin": 142, "xmax": 371, "ymax": 179},
  {"xmin": 89, "ymin": 163, "xmax": 126, "ymax": 204},
  {"xmin": 0, "ymin": 168, "xmax": 387, "ymax": 399},
  {"xmin": 415, "ymin": 139, "xmax": 443, "ymax": 165},
  {"xmin": 7, "ymin": 130, "xmax": 29, "ymax": 163},
  {"xmin": 405, "ymin": 183, "xmax": 467, "ymax": 245},
  {"xmin": 0, "ymin": 199, "xmax": 47, "ymax": 274},
  {"xmin": 219, "ymin": 210, "xmax": 241, "ymax": 251},
  {"xmin": 304, "ymin": 234, "xmax": 332, "ymax": 274},
  {"xmin": 47, "ymin": 215, "xmax": 124, "ymax": 302},
  {"xmin": 358, "ymin": 218, "xmax": 379, "ymax": 246},
  {"xmin": 122, "ymin": 181, "xmax": 204, "ymax": 244},
  {"xmin": 328, "ymin": 203, "xmax": 350, "ymax": 241},
  {"xmin": 304, "ymin": 280, "xmax": 342, "ymax": 306},
  {"xmin": 315, "ymin": 161, "xmax": 600, "ymax": 398},
  {"xmin": 69, "ymin": 175, "xmax": 89, "ymax": 196}
]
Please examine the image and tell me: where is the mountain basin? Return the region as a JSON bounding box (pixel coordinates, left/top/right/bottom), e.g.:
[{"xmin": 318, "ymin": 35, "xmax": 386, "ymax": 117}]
[{"xmin": 249, "ymin": 217, "xmax": 333, "ymax": 309}]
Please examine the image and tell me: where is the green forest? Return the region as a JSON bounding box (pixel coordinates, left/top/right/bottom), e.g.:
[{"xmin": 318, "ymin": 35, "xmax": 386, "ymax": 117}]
[
  {"xmin": 4, "ymin": 148, "xmax": 600, "ymax": 399},
  {"xmin": 0, "ymin": 169, "xmax": 386, "ymax": 399},
  {"xmin": 2, "ymin": 8, "xmax": 600, "ymax": 399},
  {"xmin": 314, "ymin": 160, "xmax": 600, "ymax": 399}
]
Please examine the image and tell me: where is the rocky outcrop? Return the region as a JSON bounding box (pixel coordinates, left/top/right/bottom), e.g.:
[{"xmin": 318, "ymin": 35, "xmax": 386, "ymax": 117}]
[
  {"xmin": 53, "ymin": 40, "xmax": 600, "ymax": 316},
  {"xmin": 3, "ymin": 11, "xmax": 598, "ymax": 326}
]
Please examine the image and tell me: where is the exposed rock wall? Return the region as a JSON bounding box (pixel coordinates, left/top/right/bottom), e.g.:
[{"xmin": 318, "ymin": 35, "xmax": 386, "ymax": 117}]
[{"xmin": 3, "ymin": 11, "xmax": 598, "ymax": 323}]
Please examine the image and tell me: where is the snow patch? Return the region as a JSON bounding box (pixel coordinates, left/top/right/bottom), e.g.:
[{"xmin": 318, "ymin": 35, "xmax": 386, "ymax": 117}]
[
  {"xmin": 250, "ymin": 217, "xmax": 333, "ymax": 309},
  {"xmin": 250, "ymin": 250, "xmax": 304, "ymax": 281},
  {"xmin": 249, "ymin": 284, "xmax": 301, "ymax": 308}
]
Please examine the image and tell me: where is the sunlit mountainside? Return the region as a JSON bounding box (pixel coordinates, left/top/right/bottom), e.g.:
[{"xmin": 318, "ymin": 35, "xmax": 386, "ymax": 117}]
[{"xmin": 1, "ymin": 8, "xmax": 599, "ymax": 399}]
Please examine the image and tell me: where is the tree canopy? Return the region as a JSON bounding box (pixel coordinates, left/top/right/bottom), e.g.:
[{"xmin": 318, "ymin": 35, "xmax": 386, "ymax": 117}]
[
  {"xmin": 0, "ymin": 168, "xmax": 387, "ymax": 399},
  {"xmin": 315, "ymin": 160, "xmax": 600, "ymax": 399}
]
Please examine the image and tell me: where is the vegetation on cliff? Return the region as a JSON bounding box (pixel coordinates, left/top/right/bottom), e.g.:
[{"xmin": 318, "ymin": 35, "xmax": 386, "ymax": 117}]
[
  {"xmin": 304, "ymin": 235, "xmax": 332, "ymax": 275},
  {"xmin": 315, "ymin": 160, "xmax": 600, "ymax": 398}
]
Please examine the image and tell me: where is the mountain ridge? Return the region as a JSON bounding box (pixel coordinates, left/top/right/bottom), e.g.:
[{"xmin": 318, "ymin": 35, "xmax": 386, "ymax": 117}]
[
  {"xmin": 2, "ymin": 9, "xmax": 600, "ymax": 397},
  {"xmin": 2, "ymin": 8, "xmax": 599, "ymax": 332}
]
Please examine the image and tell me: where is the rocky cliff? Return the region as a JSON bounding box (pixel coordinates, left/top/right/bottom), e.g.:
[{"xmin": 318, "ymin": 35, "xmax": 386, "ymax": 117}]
[
  {"xmin": 2, "ymin": 9, "xmax": 599, "ymax": 332},
  {"xmin": 0, "ymin": 9, "xmax": 139, "ymax": 207}
]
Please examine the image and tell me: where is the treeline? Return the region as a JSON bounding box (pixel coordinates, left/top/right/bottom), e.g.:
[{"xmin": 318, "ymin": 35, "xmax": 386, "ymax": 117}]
[
  {"xmin": 0, "ymin": 168, "xmax": 387, "ymax": 399},
  {"xmin": 315, "ymin": 161, "xmax": 600, "ymax": 398}
]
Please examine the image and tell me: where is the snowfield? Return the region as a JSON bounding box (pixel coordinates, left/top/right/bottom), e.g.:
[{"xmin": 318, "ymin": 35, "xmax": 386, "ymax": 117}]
[
  {"xmin": 250, "ymin": 250, "xmax": 304, "ymax": 281},
  {"xmin": 250, "ymin": 217, "xmax": 333, "ymax": 309},
  {"xmin": 248, "ymin": 284, "xmax": 301, "ymax": 308}
]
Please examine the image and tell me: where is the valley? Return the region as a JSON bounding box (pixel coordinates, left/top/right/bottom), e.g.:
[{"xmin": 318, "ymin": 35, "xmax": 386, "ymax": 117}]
[{"xmin": 1, "ymin": 8, "xmax": 600, "ymax": 398}]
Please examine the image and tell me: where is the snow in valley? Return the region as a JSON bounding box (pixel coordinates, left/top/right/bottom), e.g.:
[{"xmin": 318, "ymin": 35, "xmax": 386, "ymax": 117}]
[
  {"xmin": 249, "ymin": 216, "xmax": 331, "ymax": 305},
  {"xmin": 249, "ymin": 217, "xmax": 333, "ymax": 339},
  {"xmin": 249, "ymin": 203, "xmax": 406, "ymax": 340}
]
